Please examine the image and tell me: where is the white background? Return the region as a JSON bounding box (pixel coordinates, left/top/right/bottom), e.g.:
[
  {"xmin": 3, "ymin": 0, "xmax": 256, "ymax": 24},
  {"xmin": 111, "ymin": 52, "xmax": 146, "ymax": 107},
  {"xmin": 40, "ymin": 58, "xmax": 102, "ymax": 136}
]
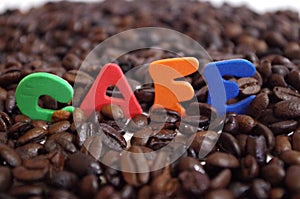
[{"xmin": 0, "ymin": 0, "xmax": 300, "ymax": 13}]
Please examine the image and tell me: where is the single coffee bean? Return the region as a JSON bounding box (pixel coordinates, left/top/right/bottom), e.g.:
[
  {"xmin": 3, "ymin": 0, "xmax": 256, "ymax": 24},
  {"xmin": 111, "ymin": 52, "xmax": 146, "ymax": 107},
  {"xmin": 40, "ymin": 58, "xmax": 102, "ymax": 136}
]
[
  {"xmin": 257, "ymin": 60, "xmax": 272, "ymax": 80},
  {"xmin": 252, "ymin": 122, "xmax": 275, "ymax": 151},
  {"xmin": 130, "ymin": 127, "xmax": 152, "ymax": 146},
  {"xmin": 210, "ymin": 169, "xmax": 231, "ymax": 189},
  {"xmin": 79, "ymin": 175, "xmax": 99, "ymax": 198},
  {"xmin": 279, "ymin": 150, "xmax": 300, "ymax": 165},
  {"xmin": 0, "ymin": 166, "xmax": 12, "ymax": 191},
  {"xmin": 229, "ymin": 182, "xmax": 250, "ymax": 198},
  {"xmin": 269, "ymin": 188, "xmax": 286, "ymax": 199},
  {"xmin": 9, "ymin": 185, "xmax": 43, "ymax": 197},
  {"xmin": 151, "ymin": 168, "xmax": 179, "ymax": 197},
  {"xmin": 99, "ymin": 123, "xmax": 127, "ymax": 151},
  {"xmin": 218, "ymin": 132, "xmax": 241, "ymax": 157},
  {"xmin": 237, "ymin": 77, "xmax": 261, "ymax": 95},
  {"xmin": 286, "ymin": 70, "xmax": 300, "ymax": 92},
  {"xmin": 15, "ymin": 143, "xmax": 43, "ymax": 159},
  {"xmin": 261, "ymin": 162, "xmax": 285, "ymax": 186},
  {"xmin": 274, "ymin": 135, "xmax": 292, "ymax": 155},
  {"xmin": 66, "ymin": 152, "xmax": 102, "ymax": 176},
  {"xmin": 101, "ymin": 104, "xmax": 124, "ymax": 120},
  {"xmin": 179, "ymin": 170, "xmax": 210, "ymax": 196},
  {"xmin": 81, "ymin": 135, "xmax": 103, "ymax": 161},
  {"xmin": 292, "ymin": 130, "xmax": 300, "ymax": 151},
  {"xmin": 48, "ymin": 171, "xmax": 78, "ymax": 189},
  {"xmin": 246, "ymin": 135, "xmax": 267, "ymax": 165},
  {"xmin": 17, "ymin": 127, "xmax": 47, "ymax": 145},
  {"xmin": 177, "ymin": 156, "xmax": 205, "ymax": 174},
  {"xmin": 48, "ymin": 120, "xmax": 71, "ymax": 134},
  {"xmin": 23, "ymin": 157, "xmax": 49, "ymax": 170},
  {"xmin": 269, "ymin": 74, "xmax": 288, "ymax": 88},
  {"xmin": 13, "ymin": 166, "xmax": 48, "ymax": 182},
  {"xmin": 62, "ymin": 53, "xmax": 81, "ymax": 70},
  {"xmin": 235, "ymin": 114, "xmax": 255, "ymax": 133},
  {"xmin": 272, "ymin": 65, "xmax": 289, "ymax": 76},
  {"xmin": 206, "ymin": 152, "xmax": 240, "ymax": 168},
  {"xmin": 273, "ymin": 86, "xmax": 300, "ymax": 101},
  {"xmin": 127, "ymin": 114, "xmax": 148, "ymax": 131},
  {"xmin": 285, "ymin": 165, "xmax": 300, "ymax": 192},
  {"xmin": 63, "ymin": 70, "xmax": 93, "ymax": 85},
  {"xmin": 223, "ymin": 114, "xmax": 239, "ymax": 134},
  {"xmin": 205, "ymin": 189, "xmax": 234, "ymax": 199},
  {"xmin": 239, "ymin": 155, "xmax": 259, "ymax": 181},
  {"xmin": 269, "ymin": 120, "xmax": 298, "ymax": 135},
  {"xmin": 250, "ymin": 179, "xmax": 271, "ymax": 199},
  {"xmin": 247, "ymin": 93, "xmax": 269, "ymax": 117},
  {"xmin": 0, "ymin": 143, "xmax": 21, "ymax": 167}
]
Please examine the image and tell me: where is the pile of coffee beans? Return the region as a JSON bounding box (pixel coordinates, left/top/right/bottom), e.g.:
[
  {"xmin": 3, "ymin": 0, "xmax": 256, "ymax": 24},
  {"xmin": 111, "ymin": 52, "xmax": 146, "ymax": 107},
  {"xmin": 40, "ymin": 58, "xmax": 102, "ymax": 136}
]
[{"xmin": 0, "ymin": 0, "xmax": 299, "ymax": 198}]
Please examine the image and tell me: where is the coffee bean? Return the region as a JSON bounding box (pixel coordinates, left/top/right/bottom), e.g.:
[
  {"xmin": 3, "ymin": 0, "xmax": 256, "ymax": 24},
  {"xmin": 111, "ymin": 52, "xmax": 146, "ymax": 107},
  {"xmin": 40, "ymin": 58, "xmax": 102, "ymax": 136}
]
[
  {"xmin": 188, "ymin": 131, "xmax": 218, "ymax": 158},
  {"xmin": 252, "ymin": 122, "xmax": 275, "ymax": 151},
  {"xmin": 237, "ymin": 77, "xmax": 261, "ymax": 95},
  {"xmin": 274, "ymin": 100, "xmax": 300, "ymax": 119},
  {"xmin": 285, "ymin": 165, "xmax": 300, "ymax": 192},
  {"xmin": 79, "ymin": 175, "xmax": 99, "ymax": 198},
  {"xmin": 13, "ymin": 166, "xmax": 48, "ymax": 182},
  {"xmin": 14, "ymin": 114, "xmax": 31, "ymax": 123},
  {"xmin": 151, "ymin": 167, "xmax": 178, "ymax": 197},
  {"xmin": 229, "ymin": 182, "xmax": 250, "ymax": 198},
  {"xmin": 247, "ymin": 93, "xmax": 269, "ymax": 117},
  {"xmin": 81, "ymin": 135, "xmax": 103, "ymax": 161},
  {"xmin": 239, "ymin": 155, "xmax": 259, "ymax": 181},
  {"xmin": 121, "ymin": 146, "xmax": 149, "ymax": 187},
  {"xmin": 130, "ymin": 127, "xmax": 152, "ymax": 146},
  {"xmin": 48, "ymin": 171, "xmax": 78, "ymax": 189},
  {"xmin": 9, "ymin": 185, "xmax": 43, "ymax": 197},
  {"xmin": 269, "ymin": 120, "xmax": 298, "ymax": 135},
  {"xmin": 286, "ymin": 70, "xmax": 300, "ymax": 92},
  {"xmin": 101, "ymin": 104, "xmax": 124, "ymax": 120},
  {"xmin": 62, "ymin": 53, "xmax": 81, "ymax": 70},
  {"xmin": 269, "ymin": 188, "xmax": 286, "ymax": 199},
  {"xmin": 273, "ymin": 86, "xmax": 300, "ymax": 101},
  {"xmin": 257, "ymin": 60, "xmax": 272, "ymax": 80},
  {"xmin": 274, "ymin": 135, "xmax": 292, "ymax": 155},
  {"xmin": 210, "ymin": 169, "xmax": 231, "ymax": 189},
  {"xmin": 15, "ymin": 143, "xmax": 43, "ymax": 159},
  {"xmin": 205, "ymin": 189, "xmax": 234, "ymax": 199},
  {"xmin": 261, "ymin": 162, "xmax": 285, "ymax": 186},
  {"xmin": 269, "ymin": 74, "xmax": 288, "ymax": 88},
  {"xmin": 48, "ymin": 120, "xmax": 71, "ymax": 134},
  {"xmin": 17, "ymin": 127, "xmax": 47, "ymax": 145},
  {"xmin": 250, "ymin": 179, "xmax": 271, "ymax": 199},
  {"xmin": 218, "ymin": 132, "xmax": 241, "ymax": 157},
  {"xmin": 272, "ymin": 65, "xmax": 289, "ymax": 76},
  {"xmin": 292, "ymin": 130, "xmax": 300, "ymax": 151},
  {"xmin": 66, "ymin": 152, "xmax": 102, "ymax": 176},
  {"xmin": 0, "ymin": 143, "xmax": 21, "ymax": 167},
  {"xmin": 99, "ymin": 123, "xmax": 127, "ymax": 151},
  {"xmin": 0, "ymin": 166, "xmax": 12, "ymax": 191},
  {"xmin": 48, "ymin": 190, "xmax": 79, "ymax": 199},
  {"xmin": 179, "ymin": 170, "xmax": 210, "ymax": 196},
  {"xmin": 63, "ymin": 70, "xmax": 94, "ymax": 85},
  {"xmin": 236, "ymin": 114, "xmax": 255, "ymax": 133},
  {"xmin": 73, "ymin": 108, "xmax": 88, "ymax": 128},
  {"xmin": 177, "ymin": 156, "xmax": 205, "ymax": 174},
  {"xmin": 206, "ymin": 152, "xmax": 240, "ymax": 168},
  {"xmin": 127, "ymin": 114, "xmax": 148, "ymax": 131},
  {"xmin": 52, "ymin": 110, "xmax": 71, "ymax": 122},
  {"xmin": 246, "ymin": 135, "xmax": 267, "ymax": 165},
  {"xmin": 5, "ymin": 90, "xmax": 15, "ymax": 114},
  {"xmin": 0, "ymin": 111, "xmax": 12, "ymax": 131},
  {"xmin": 223, "ymin": 114, "xmax": 239, "ymax": 134},
  {"xmin": 279, "ymin": 150, "xmax": 300, "ymax": 165}
]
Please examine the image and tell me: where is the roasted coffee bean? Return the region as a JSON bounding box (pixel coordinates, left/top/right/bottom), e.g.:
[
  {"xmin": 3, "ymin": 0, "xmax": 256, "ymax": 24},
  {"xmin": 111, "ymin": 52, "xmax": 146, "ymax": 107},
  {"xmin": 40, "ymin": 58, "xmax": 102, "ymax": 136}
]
[
  {"xmin": 286, "ymin": 70, "xmax": 300, "ymax": 92},
  {"xmin": 206, "ymin": 152, "xmax": 240, "ymax": 168},
  {"xmin": 101, "ymin": 104, "xmax": 124, "ymax": 120},
  {"xmin": 0, "ymin": 111, "xmax": 12, "ymax": 131},
  {"xmin": 179, "ymin": 170, "xmax": 210, "ymax": 196},
  {"xmin": 48, "ymin": 120, "xmax": 71, "ymax": 134},
  {"xmin": 15, "ymin": 143, "xmax": 43, "ymax": 159},
  {"xmin": 238, "ymin": 77, "xmax": 261, "ymax": 95},
  {"xmin": 134, "ymin": 87, "xmax": 154, "ymax": 103},
  {"xmin": 269, "ymin": 188, "xmax": 286, "ymax": 199},
  {"xmin": 9, "ymin": 185, "xmax": 43, "ymax": 197},
  {"xmin": 62, "ymin": 53, "xmax": 81, "ymax": 70},
  {"xmin": 130, "ymin": 127, "xmax": 152, "ymax": 146},
  {"xmin": 246, "ymin": 135, "xmax": 267, "ymax": 165},
  {"xmin": 218, "ymin": 132, "xmax": 241, "ymax": 157},
  {"xmin": 14, "ymin": 114, "xmax": 31, "ymax": 123},
  {"xmin": 48, "ymin": 171, "xmax": 78, "ymax": 189},
  {"xmin": 31, "ymin": 120, "xmax": 48, "ymax": 130},
  {"xmin": 79, "ymin": 175, "xmax": 99, "ymax": 198},
  {"xmin": 52, "ymin": 110, "xmax": 71, "ymax": 122},
  {"xmin": 274, "ymin": 86, "xmax": 300, "ymax": 101},
  {"xmin": 73, "ymin": 108, "xmax": 88, "ymax": 128},
  {"xmin": 229, "ymin": 182, "xmax": 250, "ymax": 198},
  {"xmin": 257, "ymin": 60, "xmax": 272, "ymax": 80},
  {"xmin": 261, "ymin": 161, "xmax": 285, "ymax": 186},
  {"xmin": 48, "ymin": 131, "xmax": 74, "ymax": 143},
  {"xmin": 239, "ymin": 155, "xmax": 259, "ymax": 181},
  {"xmin": 63, "ymin": 70, "xmax": 94, "ymax": 85},
  {"xmin": 210, "ymin": 169, "xmax": 231, "ymax": 189},
  {"xmin": 257, "ymin": 109, "xmax": 281, "ymax": 125},
  {"xmin": 121, "ymin": 146, "xmax": 149, "ymax": 187},
  {"xmin": 274, "ymin": 135, "xmax": 292, "ymax": 155},
  {"xmin": 13, "ymin": 166, "xmax": 48, "ymax": 182},
  {"xmin": 99, "ymin": 123, "xmax": 127, "ymax": 151},
  {"xmin": 81, "ymin": 135, "xmax": 103, "ymax": 161},
  {"xmin": 223, "ymin": 114, "xmax": 239, "ymax": 134},
  {"xmin": 0, "ymin": 166, "xmax": 12, "ymax": 191},
  {"xmin": 23, "ymin": 157, "xmax": 49, "ymax": 169},
  {"xmin": 247, "ymin": 93, "xmax": 269, "ymax": 117},
  {"xmin": 236, "ymin": 114, "xmax": 255, "ymax": 133},
  {"xmin": 17, "ymin": 127, "xmax": 47, "ymax": 145},
  {"xmin": 269, "ymin": 74, "xmax": 288, "ymax": 88},
  {"xmin": 279, "ymin": 150, "xmax": 300, "ymax": 165},
  {"xmin": 5, "ymin": 90, "xmax": 15, "ymax": 114},
  {"xmin": 76, "ymin": 122, "xmax": 97, "ymax": 146},
  {"xmin": 0, "ymin": 71, "xmax": 21, "ymax": 87},
  {"xmin": 66, "ymin": 152, "xmax": 102, "ymax": 176},
  {"xmin": 186, "ymin": 102, "xmax": 217, "ymax": 119},
  {"xmin": 188, "ymin": 131, "xmax": 218, "ymax": 158},
  {"xmin": 0, "ymin": 143, "xmax": 21, "ymax": 167},
  {"xmin": 274, "ymin": 100, "xmax": 300, "ymax": 119},
  {"xmin": 178, "ymin": 122, "xmax": 199, "ymax": 135},
  {"xmin": 94, "ymin": 185, "xmax": 115, "ymax": 199},
  {"xmin": 270, "ymin": 120, "xmax": 298, "ymax": 136},
  {"xmin": 177, "ymin": 156, "xmax": 205, "ymax": 174},
  {"xmin": 205, "ymin": 189, "xmax": 234, "ymax": 199},
  {"xmin": 250, "ymin": 179, "xmax": 271, "ymax": 199},
  {"xmin": 252, "ymin": 122, "xmax": 275, "ymax": 151},
  {"xmin": 272, "ymin": 65, "xmax": 289, "ymax": 76},
  {"xmin": 45, "ymin": 137, "xmax": 77, "ymax": 154},
  {"xmin": 48, "ymin": 190, "xmax": 79, "ymax": 199},
  {"xmin": 292, "ymin": 130, "xmax": 300, "ymax": 151},
  {"xmin": 127, "ymin": 114, "xmax": 148, "ymax": 131},
  {"xmin": 285, "ymin": 165, "xmax": 300, "ymax": 192}
]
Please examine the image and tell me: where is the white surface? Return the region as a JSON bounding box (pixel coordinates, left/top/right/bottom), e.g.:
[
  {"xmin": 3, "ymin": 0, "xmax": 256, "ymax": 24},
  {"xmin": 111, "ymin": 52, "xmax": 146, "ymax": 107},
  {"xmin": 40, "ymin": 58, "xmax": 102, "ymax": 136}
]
[{"xmin": 0, "ymin": 0, "xmax": 299, "ymax": 13}]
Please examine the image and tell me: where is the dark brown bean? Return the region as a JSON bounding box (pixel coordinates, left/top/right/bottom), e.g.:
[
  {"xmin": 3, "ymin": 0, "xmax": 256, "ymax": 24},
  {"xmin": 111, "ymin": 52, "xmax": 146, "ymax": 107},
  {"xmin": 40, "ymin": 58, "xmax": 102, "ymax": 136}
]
[
  {"xmin": 130, "ymin": 127, "xmax": 152, "ymax": 146},
  {"xmin": 188, "ymin": 131, "xmax": 218, "ymax": 158},
  {"xmin": 237, "ymin": 77, "xmax": 261, "ymax": 95},
  {"xmin": 79, "ymin": 175, "xmax": 99, "ymax": 198},
  {"xmin": 273, "ymin": 86, "xmax": 300, "ymax": 101},
  {"xmin": 280, "ymin": 150, "xmax": 300, "ymax": 165},
  {"xmin": 210, "ymin": 169, "xmax": 231, "ymax": 189},
  {"xmin": 179, "ymin": 170, "xmax": 210, "ymax": 196},
  {"xmin": 269, "ymin": 120, "xmax": 298, "ymax": 135},
  {"xmin": 13, "ymin": 166, "xmax": 48, "ymax": 182},
  {"xmin": 239, "ymin": 155, "xmax": 259, "ymax": 181},
  {"xmin": 0, "ymin": 143, "xmax": 21, "ymax": 167},
  {"xmin": 62, "ymin": 53, "xmax": 81, "ymax": 70},
  {"xmin": 205, "ymin": 189, "xmax": 234, "ymax": 199},
  {"xmin": 15, "ymin": 143, "xmax": 43, "ymax": 159},
  {"xmin": 9, "ymin": 185, "xmax": 43, "ymax": 197},
  {"xmin": 250, "ymin": 179, "xmax": 271, "ymax": 199},
  {"xmin": 17, "ymin": 127, "xmax": 47, "ymax": 145},
  {"xmin": 236, "ymin": 114, "xmax": 255, "ymax": 133},
  {"xmin": 246, "ymin": 135, "xmax": 267, "ymax": 165},
  {"xmin": 261, "ymin": 162, "xmax": 285, "ymax": 186},
  {"xmin": 247, "ymin": 93, "xmax": 269, "ymax": 117},
  {"xmin": 99, "ymin": 123, "xmax": 127, "ymax": 151},
  {"xmin": 285, "ymin": 165, "xmax": 300, "ymax": 192},
  {"xmin": 48, "ymin": 120, "xmax": 71, "ymax": 134},
  {"xmin": 0, "ymin": 166, "xmax": 12, "ymax": 191},
  {"xmin": 206, "ymin": 152, "xmax": 240, "ymax": 168},
  {"xmin": 101, "ymin": 104, "xmax": 124, "ymax": 120},
  {"xmin": 286, "ymin": 70, "xmax": 300, "ymax": 92},
  {"xmin": 218, "ymin": 132, "xmax": 241, "ymax": 157},
  {"xmin": 127, "ymin": 114, "xmax": 148, "ymax": 131},
  {"xmin": 274, "ymin": 135, "xmax": 292, "ymax": 155},
  {"xmin": 48, "ymin": 171, "xmax": 78, "ymax": 189},
  {"xmin": 292, "ymin": 130, "xmax": 300, "ymax": 151}
]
